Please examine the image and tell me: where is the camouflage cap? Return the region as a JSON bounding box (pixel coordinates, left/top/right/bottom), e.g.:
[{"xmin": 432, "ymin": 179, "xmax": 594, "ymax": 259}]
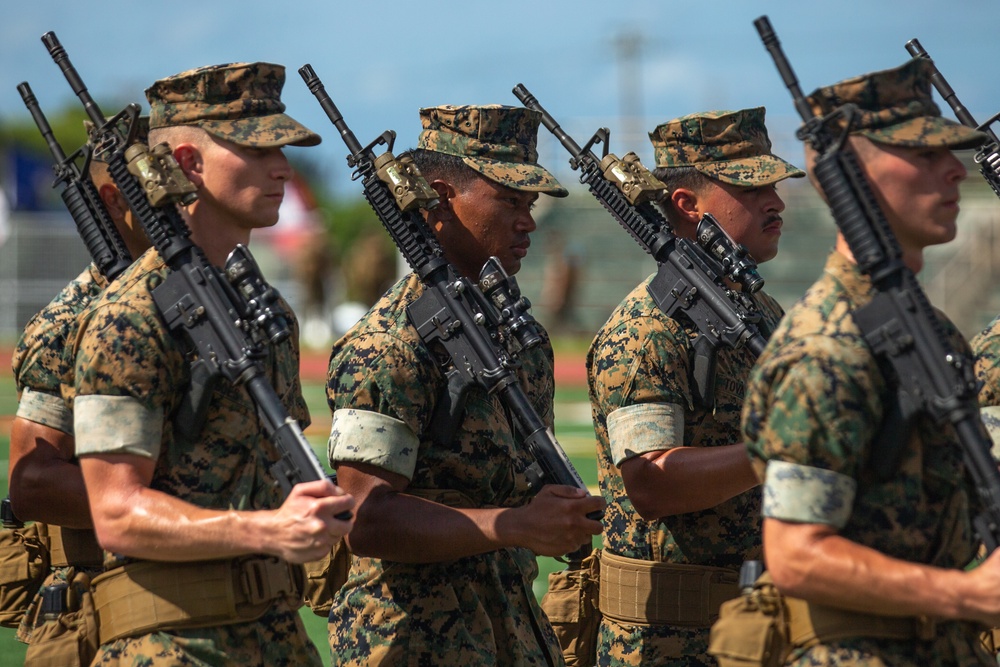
[
  {"xmin": 805, "ymin": 59, "xmax": 986, "ymax": 149},
  {"xmin": 649, "ymin": 107, "xmax": 805, "ymax": 187},
  {"xmin": 417, "ymin": 104, "xmax": 567, "ymax": 197},
  {"xmin": 144, "ymin": 62, "xmax": 320, "ymax": 148},
  {"xmin": 84, "ymin": 116, "xmax": 150, "ymax": 163}
]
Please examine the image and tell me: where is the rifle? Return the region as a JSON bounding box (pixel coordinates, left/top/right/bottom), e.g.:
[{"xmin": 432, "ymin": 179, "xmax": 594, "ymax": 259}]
[
  {"xmin": 755, "ymin": 15, "xmax": 1000, "ymax": 551},
  {"xmin": 513, "ymin": 84, "xmax": 769, "ymax": 408},
  {"xmin": 42, "ymin": 33, "xmax": 351, "ymax": 519},
  {"xmin": 298, "ymin": 65, "xmax": 600, "ymax": 548},
  {"xmin": 905, "ymin": 38, "xmax": 1000, "ymax": 200},
  {"xmin": 17, "ymin": 81, "xmax": 132, "ymax": 281}
]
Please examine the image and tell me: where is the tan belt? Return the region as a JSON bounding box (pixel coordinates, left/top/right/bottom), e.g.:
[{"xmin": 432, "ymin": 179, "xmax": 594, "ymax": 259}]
[
  {"xmin": 92, "ymin": 556, "xmax": 304, "ymax": 643},
  {"xmin": 598, "ymin": 550, "xmax": 738, "ymax": 627},
  {"xmin": 785, "ymin": 594, "xmax": 938, "ymax": 644},
  {"xmin": 49, "ymin": 526, "xmax": 103, "ymax": 569}
]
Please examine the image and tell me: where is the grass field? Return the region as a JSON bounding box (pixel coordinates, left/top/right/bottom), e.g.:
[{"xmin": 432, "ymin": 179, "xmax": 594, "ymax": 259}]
[{"xmin": 0, "ymin": 362, "xmax": 599, "ymax": 666}]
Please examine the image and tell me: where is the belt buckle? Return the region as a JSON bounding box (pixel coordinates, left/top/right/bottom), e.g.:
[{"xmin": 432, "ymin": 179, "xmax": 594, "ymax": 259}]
[{"xmin": 239, "ymin": 557, "xmax": 275, "ymax": 605}]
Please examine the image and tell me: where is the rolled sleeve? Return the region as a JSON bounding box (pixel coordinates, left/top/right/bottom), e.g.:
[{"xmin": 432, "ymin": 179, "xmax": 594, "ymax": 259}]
[
  {"xmin": 328, "ymin": 408, "xmax": 420, "ymax": 480},
  {"xmin": 16, "ymin": 388, "xmax": 74, "ymax": 435},
  {"xmin": 763, "ymin": 460, "xmax": 856, "ymax": 529},
  {"xmin": 74, "ymin": 395, "xmax": 164, "ymax": 459},
  {"xmin": 606, "ymin": 402, "xmax": 684, "ymax": 466}
]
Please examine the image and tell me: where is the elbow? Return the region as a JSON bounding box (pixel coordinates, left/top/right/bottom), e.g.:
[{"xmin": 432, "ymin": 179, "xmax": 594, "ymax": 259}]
[
  {"xmin": 621, "ymin": 458, "xmax": 678, "ymax": 521},
  {"xmin": 8, "ymin": 470, "xmax": 51, "ymax": 523},
  {"xmin": 341, "ymin": 491, "xmax": 390, "ymax": 558},
  {"xmin": 87, "ymin": 498, "xmax": 137, "ymax": 556},
  {"xmin": 627, "ymin": 485, "xmax": 668, "ymax": 522}
]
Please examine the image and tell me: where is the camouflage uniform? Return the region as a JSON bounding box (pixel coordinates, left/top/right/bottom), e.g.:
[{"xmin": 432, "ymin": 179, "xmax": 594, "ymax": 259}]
[
  {"xmin": 326, "ymin": 105, "xmax": 567, "ymax": 665},
  {"xmin": 9, "ymin": 113, "xmax": 152, "ymax": 651},
  {"xmin": 72, "ymin": 62, "xmax": 323, "ymax": 666},
  {"xmin": 11, "ymin": 264, "xmax": 105, "ymax": 647},
  {"xmin": 591, "ymin": 108, "xmax": 803, "ymax": 666},
  {"xmin": 971, "ymin": 320, "xmax": 1000, "ymax": 458},
  {"xmin": 14, "ymin": 265, "xmax": 106, "ymax": 433},
  {"xmin": 742, "ymin": 59, "xmax": 991, "ymax": 666}
]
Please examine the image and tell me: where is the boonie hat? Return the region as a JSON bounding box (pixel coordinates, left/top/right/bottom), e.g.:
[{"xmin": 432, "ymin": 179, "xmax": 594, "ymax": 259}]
[
  {"xmin": 805, "ymin": 59, "xmax": 987, "ymax": 149},
  {"xmin": 145, "ymin": 62, "xmax": 320, "ymax": 148},
  {"xmin": 649, "ymin": 107, "xmax": 804, "ymax": 187},
  {"xmin": 417, "ymin": 104, "xmax": 567, "ymax": 197}
]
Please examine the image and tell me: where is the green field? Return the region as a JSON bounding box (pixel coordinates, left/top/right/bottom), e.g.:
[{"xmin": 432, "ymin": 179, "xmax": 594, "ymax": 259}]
[{"xmin": 0, "ymin": 368, "xmax": 598, "ymax": 666}]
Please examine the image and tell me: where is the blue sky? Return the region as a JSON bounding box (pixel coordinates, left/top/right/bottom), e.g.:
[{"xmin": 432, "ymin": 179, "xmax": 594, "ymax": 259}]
[{"xmin": 4, "ymin": 0, "xmax": 1000, "ymax": 196}]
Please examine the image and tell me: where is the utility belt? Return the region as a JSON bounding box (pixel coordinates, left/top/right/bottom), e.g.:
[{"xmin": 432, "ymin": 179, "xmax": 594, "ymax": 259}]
[
  {"xmin": 48, "ymin": 527, "xmax": 102, "ymax": 570},
  {"xmin": 92, "ymin": 555, "xmax": 305, "ymax": 644},
  {"xmin": 598, "ymin": 550, "xmax": 739, "ymax": 627},
  {"xmin": 786, "ymin": 595, "xmax": 937, "ymax": 644},
  {"xmin": 709, "ymin": 572, "xmax": 939, "ymax": 667}
]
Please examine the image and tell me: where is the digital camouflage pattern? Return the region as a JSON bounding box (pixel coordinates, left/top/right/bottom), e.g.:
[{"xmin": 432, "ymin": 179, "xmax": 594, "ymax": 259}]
[
  {"xmin": 417, "ymin": 104, "xmax": 567, "ymax": 197},
  {"xmin": 326, "ymin": 273, "xmax": 563, "ymax": 666},
  {"xmin": 13, "ymin": 264, "xmax": 106, "ymax": 410},
  {"xmin": 743, "ymin": 251, "xmax": 990, "ymax": 666},
  {"xmin": 71, "ymin": 248, "xmax": 317, "ymax": 664},
  {"xmin": 971, "ymin": 317, "xmax": 1000, "ymax": 456},
  {"xmin": 91, "ymin": 604, "xmax": 320, "ymax": 667},
  {"xmin": 587, "ymin": 275, "xmax": 784, "ymax": 666},
  {"xmin": 648, "ymin": 107, "xmax": 805, "ymax": 187},
  {"xmin": 145, "ymin": 62, "xmax": 321, "ymax": 148},
  {"xmin": 11, "ymin": 265, "xmax": 105, "ymax": 650},
  {"xmin": 804, "ymin": 59, "xmax": 986, "ymax": 150}
]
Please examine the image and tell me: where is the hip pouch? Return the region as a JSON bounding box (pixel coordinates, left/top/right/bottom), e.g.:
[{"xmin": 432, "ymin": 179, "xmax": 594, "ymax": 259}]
[
  {"xmin": 302, "ymin": 538, "xmax": 351, "ymax": 617},
  {"xmin": 540, "ymin": 548, "xmax": 602, "ymax": 667},
  {"xmin": 0, "ymin": 522, "xmax": 50, "ymax": 629},
  {"xmin": 708, "ymin": 572, "xmax": 789, "ymax": 667},
  {"xmin": 22, "ymin": 568, "xmax": 99, "ymax": 667}
]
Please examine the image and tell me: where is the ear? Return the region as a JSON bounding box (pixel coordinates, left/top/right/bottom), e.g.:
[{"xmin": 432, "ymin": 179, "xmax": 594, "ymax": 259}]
[
  {"xmin": 98, "ymin": 183, "xmax": 130, "ymax": 221},
  {"xmin": 172, "ymin": 143, "xmax": 204, "ymax": 188},
  {"xmin": 669, "ymin": 187, "xmax": 701, "ymax": 224},
  {"xmin": 428, "ymin": 179, "xmax": 457, "ymax": 219}
]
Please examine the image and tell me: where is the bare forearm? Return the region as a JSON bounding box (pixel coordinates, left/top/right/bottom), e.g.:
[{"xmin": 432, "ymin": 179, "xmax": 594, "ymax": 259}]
[
  {"xmin": 765, "ymin": 520, "xmax": 979, "ymax": 622},
  {"xmin": 347, "ymin": 492, "xmax": 509, "ymax": 562},
  {"xmin": 623, "ymin": 443, "xmax": 758, "ymax": 519},
  {"xmin": 90, "ymin": 484, "xmax": 274, "ymax": 561}
]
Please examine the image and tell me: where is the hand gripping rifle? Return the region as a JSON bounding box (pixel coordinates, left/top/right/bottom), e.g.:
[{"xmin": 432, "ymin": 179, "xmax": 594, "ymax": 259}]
[
  {"xmin": 905, "ymin": 39, "xmax": 1000, "ymax": 200},
  {"xmin": 299, "ymin": 65, "xmax": 600, "ymax": 552},
  {"xmin": 18, "ymin": 81, "xmax": 132, "ymax": 281},
  {"xmin": 43, "ymin": 33, "xmax": 350, "ymax": 518},
  {"xmin": 755, "ymin": 16, "xmax": 1000, "ymax": 551},
  {"xmin": 513, "ymin": 84, "xmax": 769, "ymax": 409}
]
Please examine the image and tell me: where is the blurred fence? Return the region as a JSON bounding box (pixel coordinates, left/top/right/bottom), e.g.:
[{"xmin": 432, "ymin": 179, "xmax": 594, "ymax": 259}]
[{"xmin": 2, "ymin": 184, "xmax": 999, "ymax": 346}]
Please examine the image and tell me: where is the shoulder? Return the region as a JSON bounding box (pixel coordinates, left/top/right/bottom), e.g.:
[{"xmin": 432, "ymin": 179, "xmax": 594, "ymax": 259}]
[{"xmin": 590, "ymin": 276, "xmax": 689, "ymax": 359}]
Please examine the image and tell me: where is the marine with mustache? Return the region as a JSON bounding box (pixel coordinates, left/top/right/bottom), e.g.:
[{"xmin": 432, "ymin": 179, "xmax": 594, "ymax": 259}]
[{"xmin": 587, "ymin": 108, "xmax": 804, "ymax": 666}]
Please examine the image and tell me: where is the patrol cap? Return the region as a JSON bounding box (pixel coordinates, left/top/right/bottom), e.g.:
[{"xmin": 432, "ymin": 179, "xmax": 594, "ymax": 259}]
[
  {"xmin": 83, "ymin": 116, "xmax": 150, "ymax": 163},
  {"xmin": 144, "ymin": 62, "xmax": 320, "ymax": 148},
  {"xmin": 649, "ymin": 107, "xmax": 805, "ymax": 187},
  {"xmin": 805, "ymin": 58, "xmax": 987, "ymax": 149},
  {"xmin": 417, "ymin": 104, "xmax": 567, "ymax": 197}
]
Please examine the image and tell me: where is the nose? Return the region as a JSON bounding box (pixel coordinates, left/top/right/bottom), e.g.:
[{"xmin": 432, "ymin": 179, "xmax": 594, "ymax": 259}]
[
  {"xmin": 945, "ymin": 151, "xmax": 967, "ymax": 183},
  {"xmin": 763, "ymin": 185, "xmax": 785, "ymax": 213},
  {"xmin": 271, "ymin": 148, "xmax": 292, "ymax": 181},
  {"xmin": 516, "ymin": 206, "xmax": 537, "ymax": 233}
]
